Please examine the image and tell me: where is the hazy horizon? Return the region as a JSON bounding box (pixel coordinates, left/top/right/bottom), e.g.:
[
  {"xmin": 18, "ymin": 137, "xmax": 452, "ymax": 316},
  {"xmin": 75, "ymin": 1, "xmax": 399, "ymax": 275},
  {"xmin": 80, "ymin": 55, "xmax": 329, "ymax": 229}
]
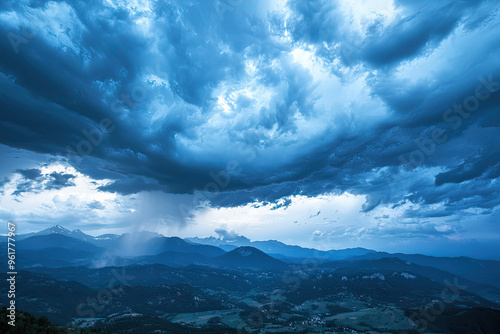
[{"xmin": 8, "ymin": 223, "xmax": 500, "ymax": 261}]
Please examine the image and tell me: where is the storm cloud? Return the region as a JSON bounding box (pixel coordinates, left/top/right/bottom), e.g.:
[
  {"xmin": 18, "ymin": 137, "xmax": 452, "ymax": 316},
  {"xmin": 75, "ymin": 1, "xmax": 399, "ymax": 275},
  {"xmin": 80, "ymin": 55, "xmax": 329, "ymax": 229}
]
[{"xmin": 0, "ymin": 0, "xmax": 499, "ymax": 249}]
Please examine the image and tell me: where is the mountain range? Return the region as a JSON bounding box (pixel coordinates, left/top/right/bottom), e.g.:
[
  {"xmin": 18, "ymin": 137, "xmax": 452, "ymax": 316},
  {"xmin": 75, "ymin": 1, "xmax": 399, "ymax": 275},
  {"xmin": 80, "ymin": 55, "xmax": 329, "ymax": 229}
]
[
  {"xmin": 17, "ymin": 225, "xmax": 377, "ymax": 260},
  {"xmin": 2, "ymin": 225, "xmax": 500, "ymax": 293},
  {"xmin": 3, "ymin": 225, "xmax": 500, "ymax": 333}
]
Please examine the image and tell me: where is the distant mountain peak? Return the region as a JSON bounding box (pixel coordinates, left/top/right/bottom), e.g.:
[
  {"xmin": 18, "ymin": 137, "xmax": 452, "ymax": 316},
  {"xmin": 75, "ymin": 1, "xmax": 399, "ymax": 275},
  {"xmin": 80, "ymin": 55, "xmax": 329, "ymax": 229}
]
[
  {"xmin": 17, "ymin": 225, "xmax": 98, "ymax": 244},
  {"xmin": 187, "ymin": 235, "xmax": 377, "ymax": 260},
  {"xmin": 43, "ymin": 225, "xmax": 87, "ymax": 235},
  {"xmin": 49, "ymin": 225, "xmax": 70, "ymax": 232},
  {"xmin": 224, "ymin": 246, "xmax": 279, "ymax": 260},
  {"xmin": 215, "ymin": 246, "xmax": 288, "ymax": 271}
]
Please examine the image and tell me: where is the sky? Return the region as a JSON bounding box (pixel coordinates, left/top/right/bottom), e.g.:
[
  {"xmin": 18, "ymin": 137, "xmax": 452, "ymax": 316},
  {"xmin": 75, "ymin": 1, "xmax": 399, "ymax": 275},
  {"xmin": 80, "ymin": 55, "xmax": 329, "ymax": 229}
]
[{"xmin": 0, "ymin": 0, "xmax": 499, "ymax": 259}]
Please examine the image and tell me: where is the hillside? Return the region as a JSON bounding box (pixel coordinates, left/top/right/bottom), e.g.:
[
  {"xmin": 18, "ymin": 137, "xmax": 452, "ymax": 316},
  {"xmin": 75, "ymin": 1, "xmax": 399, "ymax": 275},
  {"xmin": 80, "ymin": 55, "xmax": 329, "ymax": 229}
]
[{"xmin": 214, "ymin": 246, "xmax": 289, "ymax": 271}]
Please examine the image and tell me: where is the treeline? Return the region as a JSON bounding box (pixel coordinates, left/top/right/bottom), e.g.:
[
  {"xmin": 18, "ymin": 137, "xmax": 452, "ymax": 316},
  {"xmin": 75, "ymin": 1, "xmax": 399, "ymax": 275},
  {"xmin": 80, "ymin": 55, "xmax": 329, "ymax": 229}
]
[{"xmin": 0, "ymin": 307, "xmax": 110, "ymax": 334}]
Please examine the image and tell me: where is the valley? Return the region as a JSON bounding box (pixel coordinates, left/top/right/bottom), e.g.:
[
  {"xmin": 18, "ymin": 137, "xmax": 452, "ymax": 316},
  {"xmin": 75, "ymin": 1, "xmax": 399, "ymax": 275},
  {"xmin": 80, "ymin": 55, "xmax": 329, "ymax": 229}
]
[{"xmin": 1, "ymin": 226, "xmax": 500, "ymax": 333}]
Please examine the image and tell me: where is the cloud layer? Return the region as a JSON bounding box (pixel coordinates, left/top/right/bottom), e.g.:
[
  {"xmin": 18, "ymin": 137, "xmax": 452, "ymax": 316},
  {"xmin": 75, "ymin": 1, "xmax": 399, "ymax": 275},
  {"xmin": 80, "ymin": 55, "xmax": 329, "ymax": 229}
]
[{"xmin": 0, "ymin": 0, "xmax": 499, "ymax": 254}]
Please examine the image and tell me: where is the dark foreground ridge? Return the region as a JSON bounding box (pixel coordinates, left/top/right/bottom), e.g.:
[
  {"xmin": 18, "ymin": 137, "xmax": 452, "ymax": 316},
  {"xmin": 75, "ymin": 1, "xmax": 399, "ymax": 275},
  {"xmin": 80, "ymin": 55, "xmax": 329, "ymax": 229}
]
[{"xmin": 0, "ymin": 307, "xmax": 109, "ymax": 334}]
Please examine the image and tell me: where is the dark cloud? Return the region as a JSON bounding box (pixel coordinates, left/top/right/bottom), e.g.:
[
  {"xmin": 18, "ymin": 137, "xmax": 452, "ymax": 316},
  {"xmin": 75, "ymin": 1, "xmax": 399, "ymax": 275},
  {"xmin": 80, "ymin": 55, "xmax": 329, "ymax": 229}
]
[
  {"xmin": 45, "ymin": 172, "xmax": 75, "ymax": 190},
  {"xmin": 0, "ymin": 0, "xmax": 499, "ymax": 224},
  {"xmin": 358, "ymin": 0, "xmax": 487, "ymax": 67},
  {"xmin": 87, "ymin": 200, "xmax": 105, "ymax": 210},
  {"xmin": 286, "ymin": 0, "xmax": 341, "ymax": 44},
  {"xmin": 270, "ymin": 197, "xmax": 292, "ymax": 210},
  {"xmin": 0, "ymin": 177, "xmax": 8, "ymax": 194},
  {"xmin": 11, "ymin": 168, "xmax": 75, "ymax": 195},
  {"xmin": 16, "ymin": 168, "xmax": 42, "ymax": 180}
]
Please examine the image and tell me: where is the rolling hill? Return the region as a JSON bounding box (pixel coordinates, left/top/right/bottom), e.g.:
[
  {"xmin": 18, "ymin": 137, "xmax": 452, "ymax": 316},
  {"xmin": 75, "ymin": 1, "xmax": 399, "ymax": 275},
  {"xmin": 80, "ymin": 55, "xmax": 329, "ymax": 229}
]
[{"xmin": 213, "ymin": 246, "xmax": 289, "ymax": 271}]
